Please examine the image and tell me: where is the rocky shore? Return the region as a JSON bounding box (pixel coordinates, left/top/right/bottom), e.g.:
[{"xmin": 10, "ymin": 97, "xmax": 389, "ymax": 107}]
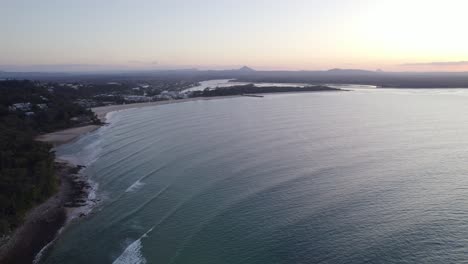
[{"xmin": 0, "ymin": 161, "xmax": 94, "ymax": 264}]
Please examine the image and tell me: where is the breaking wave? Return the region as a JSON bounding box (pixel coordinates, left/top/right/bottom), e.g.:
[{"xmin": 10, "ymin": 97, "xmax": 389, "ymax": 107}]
[
  {"xmin": 125, "ymin": 180, "xmax": 145, "ymax": 193},
  {"xmin": 112, "ymin": 226, "xmax": 155, "ymax": 264}
]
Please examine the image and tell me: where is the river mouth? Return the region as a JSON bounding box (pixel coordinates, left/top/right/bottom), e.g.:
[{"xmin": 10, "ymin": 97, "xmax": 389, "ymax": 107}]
[{"xmin": 183, "ymin": 79, "xmax": 311, "ymax": 92}]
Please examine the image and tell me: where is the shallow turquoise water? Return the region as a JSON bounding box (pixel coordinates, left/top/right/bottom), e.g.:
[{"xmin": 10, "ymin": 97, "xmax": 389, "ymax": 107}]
[{"xmin": 43, "ymin": 89, "xmax": 468, "ymax": 263}]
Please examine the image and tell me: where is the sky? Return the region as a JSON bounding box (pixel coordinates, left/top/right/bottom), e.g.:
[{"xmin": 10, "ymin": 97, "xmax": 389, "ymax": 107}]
[{"xmin": 1, "ymin": 0, "xmax": 468, "ymax": 72}]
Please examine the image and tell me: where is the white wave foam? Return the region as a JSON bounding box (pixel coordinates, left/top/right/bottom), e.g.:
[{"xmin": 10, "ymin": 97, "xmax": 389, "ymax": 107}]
[
  {"xmin": 67, "ymin": 179, "xmax": 99, "ymax": 222},
  {"xmin": 32, "ymin": 226, "xmax": 65, "ymax": 264},
  {"xmin": 125, "ymin": 165, "xmax": 167, "ymax": 193},
  {"xmin": 88, "ymin": 180, "xmax": 99, "ymax": 200},
  {"xmin": 58, "ymin": 137, "xmax": 103, "ymax": 167},
  {"xmin": 105, "ymin": 111, "xmax": 118, "ymax": 123},
  {"xmin": 80, "ymin": 138, "xmax": 104, "ymax": 166},
  {"xmin": 125, "ymin": 179, "xmax": 145, "ymax": 193},
  {"xmin": 112, "ymin": 239, "xmax": 146, "ymax": 264},
  {"xmin": 33, "ymin": 238, "xmax": 54, "ymax": 264},
  {"xmin": 34, "ymin": 178, "xmax": 105, "ymax": 260},
  {"xmin": 112, "ymin": 226, "xmax": 155, "ymax": 264}
]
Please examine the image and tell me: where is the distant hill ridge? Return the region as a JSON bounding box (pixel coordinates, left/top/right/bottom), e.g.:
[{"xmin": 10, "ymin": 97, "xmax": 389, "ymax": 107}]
[
  {"xmin": 2, "ymin": 67, "xmax": 468, "ymax": 88},
  {"xmin": 238, "ymin": 66, "xmax": 255, "ymax": 72}
]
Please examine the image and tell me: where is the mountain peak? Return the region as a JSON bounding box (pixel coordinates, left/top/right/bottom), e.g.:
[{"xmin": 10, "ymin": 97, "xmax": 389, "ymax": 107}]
[{"xmin": 238, "ymin": 66, "xmax": 255, "ymax": 72}]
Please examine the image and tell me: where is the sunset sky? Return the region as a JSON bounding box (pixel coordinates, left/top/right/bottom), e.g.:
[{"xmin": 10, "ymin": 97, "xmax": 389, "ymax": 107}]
[{"xmin": 1, "ymin": 0, "xmax": 468, "ymax": 72}]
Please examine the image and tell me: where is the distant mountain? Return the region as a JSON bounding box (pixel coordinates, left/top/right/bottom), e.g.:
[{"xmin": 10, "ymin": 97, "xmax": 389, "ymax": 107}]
[
  {"xmin": 3, "ymin": 67, "xmax": 468, "ymax": 88},
  {"xmin": 238, "ymin": 66, "xmax": 255, "ymax": 72}
]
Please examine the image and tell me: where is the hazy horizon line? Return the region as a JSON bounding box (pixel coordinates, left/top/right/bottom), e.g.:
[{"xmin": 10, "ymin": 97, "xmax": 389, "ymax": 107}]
[{"xmin": 2, "ymin": 64, "xmax": 468, "ymax": 74}]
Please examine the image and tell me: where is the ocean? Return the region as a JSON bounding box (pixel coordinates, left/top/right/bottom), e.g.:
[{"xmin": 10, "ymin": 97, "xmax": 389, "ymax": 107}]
[{"xmin": 42, "ymin": 88, "xmax": 468, "ymax": 263}]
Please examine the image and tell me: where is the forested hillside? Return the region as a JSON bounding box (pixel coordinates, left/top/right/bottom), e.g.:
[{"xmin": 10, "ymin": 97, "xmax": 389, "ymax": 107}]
[{"xmin": 0, "ymin": 80, "xmax": 97, "ymax": 235}]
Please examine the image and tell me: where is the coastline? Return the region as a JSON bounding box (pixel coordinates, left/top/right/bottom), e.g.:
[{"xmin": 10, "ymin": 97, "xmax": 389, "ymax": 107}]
[
  {"xmin": 37, "ymin": 96, "xmax": 241, "ymax": 146},
  {"xmin": 0, "ymin": 95, "xmax": 240, "ymax": 264},
  {"xmin": 0, "ymin": 161, "xmax": 88, "ymax": 264},
  {"xmin": 93, "ymin": 95, "xmax": 242, "ymax": 122},
  {"xmin": 0, "ymin": 91, "xmax": 342, "ymax": 263}
]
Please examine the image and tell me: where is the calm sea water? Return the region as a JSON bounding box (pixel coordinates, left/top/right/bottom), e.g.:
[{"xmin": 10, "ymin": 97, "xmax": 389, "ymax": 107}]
[{"xmin": 43, "ymin": 88, "xmax": 468, "ymax": 264}]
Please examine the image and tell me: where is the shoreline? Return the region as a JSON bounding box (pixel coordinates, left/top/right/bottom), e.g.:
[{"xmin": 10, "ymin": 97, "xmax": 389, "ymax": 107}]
[
  {"xmin": 0, "ymin": 161, "xmax": 90, "ymax": 264},
  {"xmin": 1, "ymin": 91, "xmax": 343, "ymax": 263},
  {"xmin": 35, "ymin": 91, "xmax": 338, "ymax": 147},
  {"xmin": 93, "ymin": 95, "xmax": 242, "ymax": 122},
  {"xmin": 37, "ymin": 96, "xmax": 241, "ymax": 146},
  {"xmin": 0, "ymin": 95, "xmax": 241, "ymax": 264}
]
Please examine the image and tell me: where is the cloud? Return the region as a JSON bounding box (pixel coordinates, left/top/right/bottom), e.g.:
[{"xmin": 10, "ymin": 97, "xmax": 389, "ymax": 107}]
[{"xmin": 401, "ymin": 61, "xmax": 468, "ymax": 67}]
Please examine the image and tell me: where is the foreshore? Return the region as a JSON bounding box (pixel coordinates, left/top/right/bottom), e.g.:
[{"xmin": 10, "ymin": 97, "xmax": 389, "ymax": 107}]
[
  {"xmin": 37, "ymin": 96, "xmax": 241, "ymax": 146},
  {"xmin": 0, "ymin": 95, "xmax": 240, "ymax": 264}
]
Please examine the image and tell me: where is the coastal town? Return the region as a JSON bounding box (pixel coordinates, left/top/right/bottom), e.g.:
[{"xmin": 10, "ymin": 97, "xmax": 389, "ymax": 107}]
[
  {"xmin": 44, "ymin": 80, "xmax": 198, "ymax": 108},
  {"xmin": 4, "ymin": 78, "xmax": 341, "ymax": 128},
  {"xmin": 0, "ymin": 79, "xmax": 199, "ymax": 131}
]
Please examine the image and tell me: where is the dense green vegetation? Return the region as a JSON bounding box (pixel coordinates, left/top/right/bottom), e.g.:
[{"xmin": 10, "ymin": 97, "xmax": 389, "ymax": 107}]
[
  {"xmin": 190, "ymin": 84, "xmax": 341, "ymax": 97},
  {"xmin": 0, "ymin": 80, "xmax": 98, "ymax": 235}
]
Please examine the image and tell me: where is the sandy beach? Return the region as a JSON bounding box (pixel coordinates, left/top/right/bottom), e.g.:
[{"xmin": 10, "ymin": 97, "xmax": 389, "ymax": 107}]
[
  {"xmin": 36, "ymin": 125, "xmax": 101, "ymax": 147},
  {"xmin": 92, "ymin": 95, "xmax": 242, "ymax": 122},
  {"xmin": 36, "ymin": 96, "xmax": 241, "ymax": 147}
]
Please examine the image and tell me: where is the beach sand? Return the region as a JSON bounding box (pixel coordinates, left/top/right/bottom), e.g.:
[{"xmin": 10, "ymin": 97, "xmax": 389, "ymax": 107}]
[
  {"xmin": 36, "ymin": 96, "xmax": 241, "ymax": 147},
  {"xmin": 92, "ymin": 96, "xmax": 241, "ymax": 122},
  {"xmin": 36, "ymin": 125, "xmax": 101, "ymax": 147}
]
